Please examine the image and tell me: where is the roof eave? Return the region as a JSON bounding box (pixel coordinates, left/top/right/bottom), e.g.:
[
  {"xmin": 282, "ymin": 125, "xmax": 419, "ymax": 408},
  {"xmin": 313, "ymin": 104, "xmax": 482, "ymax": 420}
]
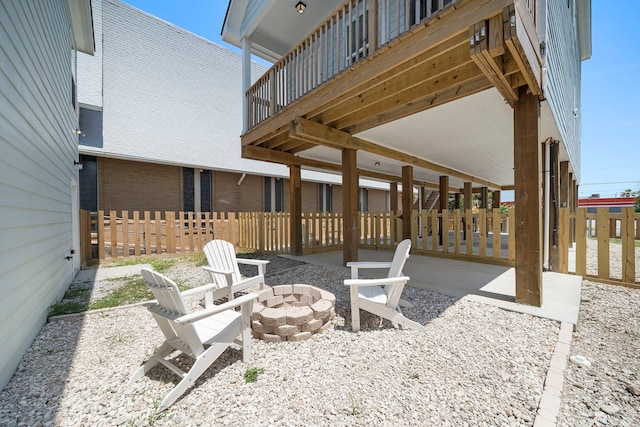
[{"xmin": 67, "ymin": 0, "xmax": 95, "ymax": 55}]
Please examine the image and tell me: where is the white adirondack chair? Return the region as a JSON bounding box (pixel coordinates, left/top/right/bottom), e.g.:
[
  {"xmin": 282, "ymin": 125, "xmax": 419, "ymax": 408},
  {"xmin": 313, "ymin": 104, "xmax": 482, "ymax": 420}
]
[
  {"xmin": 131, "ymin": 268, "xmax": 257, "ymax": 411},
  {"xmin": 344, "ymin": 239, "xmax": 425, "ymax": 332},
  {"xmin": 202, "ymin": 239, "xmax": 269, "ymax": 304}
]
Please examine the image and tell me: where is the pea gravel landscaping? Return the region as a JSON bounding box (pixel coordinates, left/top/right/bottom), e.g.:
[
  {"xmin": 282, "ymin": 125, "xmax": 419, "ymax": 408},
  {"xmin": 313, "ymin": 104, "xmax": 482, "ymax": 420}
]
[{"xmin": 0, "ymin": 240, "xmax": 638, "ymax": 426}]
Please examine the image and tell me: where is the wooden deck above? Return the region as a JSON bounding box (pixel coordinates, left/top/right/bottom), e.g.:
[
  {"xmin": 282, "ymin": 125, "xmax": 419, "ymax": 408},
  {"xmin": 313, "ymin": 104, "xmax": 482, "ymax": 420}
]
[{"xmin": 242, "ymin": 0, "xmax": 543, "ymax": 190}]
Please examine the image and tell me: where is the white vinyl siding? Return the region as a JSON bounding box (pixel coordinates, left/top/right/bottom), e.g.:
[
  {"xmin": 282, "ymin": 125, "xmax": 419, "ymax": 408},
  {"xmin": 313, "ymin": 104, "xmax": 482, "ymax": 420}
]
[
  {"xmin": 0, "ymin": 0, "xmax": 78, "ymax": 389},
  {"xmin": 544, "ymin": 0, "xmax": 582, "ymax": 180}
]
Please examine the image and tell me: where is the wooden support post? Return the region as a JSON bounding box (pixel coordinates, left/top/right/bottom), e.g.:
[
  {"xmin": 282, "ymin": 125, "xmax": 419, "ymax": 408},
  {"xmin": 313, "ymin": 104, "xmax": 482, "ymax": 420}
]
[
  {"xmin": 343, "ymin": 149, "xmax": 358, "ymax": 264},
  {"xmin": 402, "ymin": 166, "xmax": 414, "ymax": 240},
  {"xmin": 514, "ymin": 86, "xmax": 542, "ymax": 307},
  {"xmin": 480, "ymin": 187, "xmax": 488, "ymax": 209},
  {"xmin": 463, "ymin": 182, "xmax": 472, "ymax": 241},
  {"xmin": 480, "ymin": 186, "xmax": 489, "ymax": 238},
  {"xmin": 390, "ymin": 182, "xmax": 398, "ymax": 211},
  {"xmin": 390, "ymin": 181, "xmax": 398, "ymax": 242},
  {"xmin": 492, "ymin": 190, "xmax": 501, "ymax": 234},
  {"xmin": 492, "ymin": 190, "xmax": 501, "ymax": 210},
  {"xmin": 439, "ymin": 176, "xmax": 449, "ymax": 246},
  {"xmin": 454, "ymin": 193, "xmax": 461, "ymax": 209},
  {"xmin": 289, "ymin": 164, "xmax": 302, "ymax": 255}
]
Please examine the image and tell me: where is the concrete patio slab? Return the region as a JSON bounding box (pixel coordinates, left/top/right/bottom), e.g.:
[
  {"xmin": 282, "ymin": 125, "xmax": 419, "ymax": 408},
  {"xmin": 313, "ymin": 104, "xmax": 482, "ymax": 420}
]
[{"xmin": 282, "ymin": 249, "xmax": 582, "ymax": 325}]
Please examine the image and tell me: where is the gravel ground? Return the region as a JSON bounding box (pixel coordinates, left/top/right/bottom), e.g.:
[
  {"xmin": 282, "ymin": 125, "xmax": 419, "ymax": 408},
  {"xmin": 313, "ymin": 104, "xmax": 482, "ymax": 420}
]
[
  {"xmin": 0, "ymin": 242, "xmax": 638, "ymax": 426},
  {"xmin": 556, "ymin": 280, "xmax": 640, "ymax": 427}
]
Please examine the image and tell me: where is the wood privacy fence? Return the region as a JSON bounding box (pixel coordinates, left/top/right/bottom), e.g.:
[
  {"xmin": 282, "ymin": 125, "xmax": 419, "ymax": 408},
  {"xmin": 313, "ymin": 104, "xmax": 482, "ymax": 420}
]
[{"xmin": 80, "ymin": 207, "xmax": 639, "ymax": 287}]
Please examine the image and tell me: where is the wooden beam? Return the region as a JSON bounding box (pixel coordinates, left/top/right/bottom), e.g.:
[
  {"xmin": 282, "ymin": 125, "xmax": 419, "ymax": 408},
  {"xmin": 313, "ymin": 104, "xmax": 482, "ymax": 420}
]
[
  {"xmin": 290, "ymin": 117, "xmax": 502, "ymax": 189},
  {"xmin": 514, "ymin": 86, "xmax": 542, "ymax": 306},
  {"xmin": 309, "ymin": 30, "xmax": 469, "ymax": 123},
  {"xmin": 343, "ymin": 149, "xmax": 359, "ymax": 265},
  {"xmin": 318, "ymin": 43, "xmax": 473, "ymax": 126},
  {"xmin": 289, "ymin": 164, "xmax": 302, "ymax": 256},
  {"xmin": 340, "ymin": 66, "xmax": 490, "ymax": 133},
  {"xmin": 243, "ymin": 145, "xmax": 342, "ymax": 172},
  {"xmin": 503, "ymin": 5, "xmax": 542, "ymax": 97},
  {"xmin": 469, "ymin": 18, "xmax": 518, "ymax": 106},
  {"xmin": 402, "ymin": 166, "xmax": 414, "ymax": 240}
]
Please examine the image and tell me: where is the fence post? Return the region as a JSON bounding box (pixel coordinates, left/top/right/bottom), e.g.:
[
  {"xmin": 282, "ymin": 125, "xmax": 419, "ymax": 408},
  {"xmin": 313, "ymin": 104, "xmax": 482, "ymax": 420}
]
[
  {"xmin": 622, "ymin": 207, "xmax": 636, "ymax": 284},
  {"xmin": 492, "ymin": 210, "xmax": 501, "ymax": 259},
  {"xmin": 596, "ymin": 208, "xmax": 610, "ymax": 280},
  {"xmin": 110, "ymin": 210, "xmax": 118, "ymax": 259},
  {"xmin": 133, "ymin": 211, "xmax": 141, "ymax": 256},
  {"xmin": 558, "ymin": 207, "xmax": 569, "ymax": 273},
  {"xmin": 508, "ymin": 208, "xmax": 515, "ymax": 261},
  {"xmin": 98, "ymin": 210, "xmax": 105, "ymax": 260},
  {"xmin": 144, "ymin": 211, "xmax": 152, "ymax": 255},
  {"xmin": 575, "ymin": 208, "xmax": 587, "ymax": 277},
  {"xmin": 122, "ymin": 210, "xmax": 129, "ymax": 258},
  {"xmin": 479, "ymin": 209, "xmax": 487, "ymax": 257}
]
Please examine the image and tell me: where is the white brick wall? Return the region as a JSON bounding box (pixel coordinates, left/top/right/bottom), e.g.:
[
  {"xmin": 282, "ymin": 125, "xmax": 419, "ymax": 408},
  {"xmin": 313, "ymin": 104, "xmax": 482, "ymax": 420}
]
[{"xmin": 78, "ymin": 0, "xmax": 387, "ymax": 190}]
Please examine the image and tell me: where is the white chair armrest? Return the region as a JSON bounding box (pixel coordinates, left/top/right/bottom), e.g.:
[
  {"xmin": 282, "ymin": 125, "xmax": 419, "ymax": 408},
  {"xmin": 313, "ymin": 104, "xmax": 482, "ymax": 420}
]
[
  {"xmin": 236, "ymin": 258, "xmax": 270, "ymax": 266},
  {"xmin": 176, "ymin": 293, "xmax": 258, "ymax": 324},
  {"xmin": 346, "ymin": 261, "xmax": 392, "ymax": 279},
  {"xmin": 344, "ymin": 276, "xmax": 410, "ymax": 288},
  {"xmin": 346, "ymin": 261, "xmax": 392, "ymax": 269},
  {"xmin": 236, "ymin": 258, "xmax": 269, "ymax": 275},
  {"xmin": 179, "ymin": 283, "xmax": 218, "ymax": 298},
  {"xmin": 201, "ymin": 266, "xmax": 234, "ymax": 276}
]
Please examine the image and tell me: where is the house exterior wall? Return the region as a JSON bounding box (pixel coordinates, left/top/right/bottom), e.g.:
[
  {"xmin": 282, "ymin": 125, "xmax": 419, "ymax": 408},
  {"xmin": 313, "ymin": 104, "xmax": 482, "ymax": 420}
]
[
  {"xmin": 0, "ymin": 0, "xmax": 80, "ymax": 389},
  {"xmin": 301, "ymin": 182, "xmax": 319, "ymax": 212},
  {"xmin": 368, "ymin": 188, "xmax": 388, "ymax": 212},
  {"xmin": 544, "ymin": 0, "xmax": 582, "ymax": 180},
  {"xmin": 77, "ymin": 0, "xmax": 371, "ymax": 214},
  {"xmin": 213, "ymin": 172, "xmax": 264, "ymax": 212},
  {"xmin": 97, "ymin": 158, "xmax": 183, "ymax": 213},
  {"xmin": 79, "ymin": 0, "xmax": 287, "ymax": 177}
]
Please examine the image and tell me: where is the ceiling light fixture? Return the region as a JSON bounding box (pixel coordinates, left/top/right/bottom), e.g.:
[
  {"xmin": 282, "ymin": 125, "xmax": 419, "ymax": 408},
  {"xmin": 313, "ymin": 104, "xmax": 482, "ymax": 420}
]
[{"xmin": 295, "ymin": 2, "xmax": 306, "ymax": 14}]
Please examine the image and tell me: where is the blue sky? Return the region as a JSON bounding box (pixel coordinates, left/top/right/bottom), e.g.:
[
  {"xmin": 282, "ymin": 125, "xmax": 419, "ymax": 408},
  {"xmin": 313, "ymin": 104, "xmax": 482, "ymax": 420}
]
[{"xmin": 123, "ymin": 0, "xmax": 639, "ymax": 198}]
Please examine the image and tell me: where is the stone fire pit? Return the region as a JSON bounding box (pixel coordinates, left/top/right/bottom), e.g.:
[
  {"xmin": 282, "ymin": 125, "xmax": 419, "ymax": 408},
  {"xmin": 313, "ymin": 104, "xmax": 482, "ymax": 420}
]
[{"xmin": 251, "ymin": 284, "xmax": 336, "ymax": 342}]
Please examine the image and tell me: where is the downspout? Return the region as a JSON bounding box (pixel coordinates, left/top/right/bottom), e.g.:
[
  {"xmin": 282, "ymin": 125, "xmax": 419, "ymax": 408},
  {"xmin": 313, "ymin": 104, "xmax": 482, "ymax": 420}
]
[
  {"xmin": 543, "ymin": 137, "xmax": 552, "ymax": 270},
  {"xmin": 237, "ymin": 173, "xmax": 246, "ymax": 186},
  {"xmin": 550, "ymin": 141, "xmax": 559, "ymax": 251}
]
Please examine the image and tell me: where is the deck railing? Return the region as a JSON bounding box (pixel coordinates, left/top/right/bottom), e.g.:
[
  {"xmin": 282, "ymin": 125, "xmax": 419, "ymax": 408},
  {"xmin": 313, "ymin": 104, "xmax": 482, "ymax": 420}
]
[{"xmin": 246, "ymin": 0, "xmax": 458, "ymax": 129}]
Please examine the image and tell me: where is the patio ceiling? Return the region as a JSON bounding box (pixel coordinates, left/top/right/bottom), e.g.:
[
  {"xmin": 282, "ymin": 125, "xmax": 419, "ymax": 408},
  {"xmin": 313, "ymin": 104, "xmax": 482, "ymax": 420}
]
[{"xmin": 302, "ymin": 88, "xmax": 515, "ymax": 191}]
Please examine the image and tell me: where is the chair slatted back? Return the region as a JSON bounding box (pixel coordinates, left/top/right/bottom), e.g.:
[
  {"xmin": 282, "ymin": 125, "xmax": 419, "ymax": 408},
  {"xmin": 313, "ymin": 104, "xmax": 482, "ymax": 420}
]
[
  {"xmin": 384, "ymin": 239, "xmax": 411, "ymax": 309},
  {"xmin": 140, "ymin": 268, "xmax": 204, "ymax": 355},
  {"xmin": 203, "ymin": 240, "xmax": 242, "ymax": 288}
]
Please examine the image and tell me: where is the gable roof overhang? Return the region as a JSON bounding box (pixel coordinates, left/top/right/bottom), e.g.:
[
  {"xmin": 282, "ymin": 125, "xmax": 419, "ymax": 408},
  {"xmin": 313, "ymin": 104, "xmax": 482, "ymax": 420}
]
[
  {"xmin": 576, "ymin": 0, "xmax": 592, "ymax": 61},
  {"xmin": 67, "ymin": 0, "xmax": 95, "ymax": 55},
  {"xmin": 222, "ymin": 0, "xmax": 344, "ymax": 63}
]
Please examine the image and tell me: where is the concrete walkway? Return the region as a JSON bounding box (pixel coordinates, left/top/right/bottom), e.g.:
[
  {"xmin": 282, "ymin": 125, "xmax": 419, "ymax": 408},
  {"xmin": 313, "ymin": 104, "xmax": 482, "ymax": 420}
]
[{"xmin": 73, "ymin": 264, "xmax": 152, "ymax": 283}]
